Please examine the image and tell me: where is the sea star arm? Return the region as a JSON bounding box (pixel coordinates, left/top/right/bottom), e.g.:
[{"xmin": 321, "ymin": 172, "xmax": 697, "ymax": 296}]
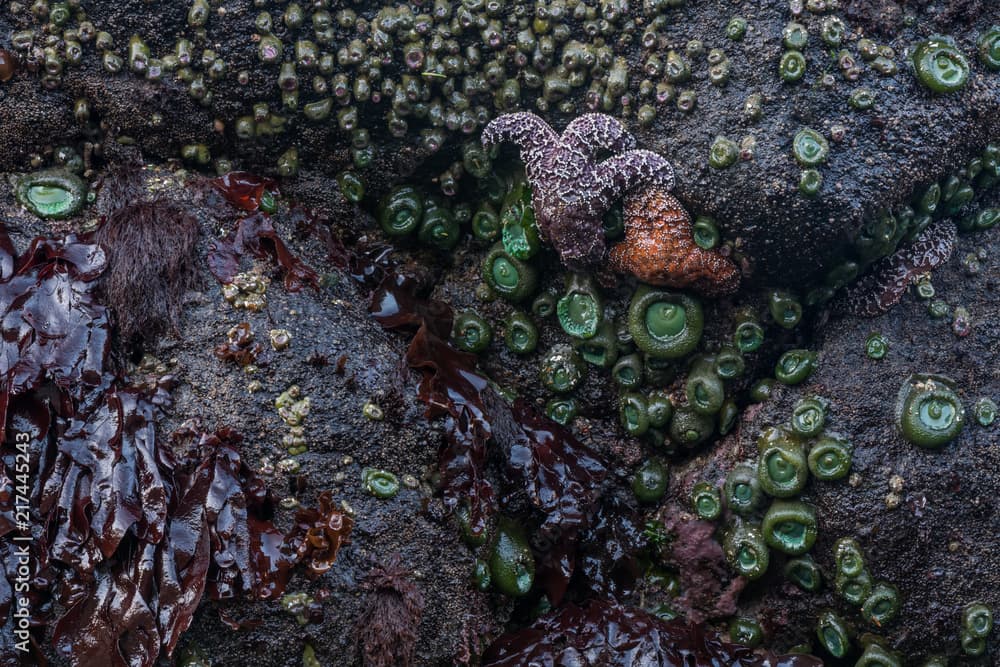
[
  {"xmin": 481, "ymin": 112, "xmax": 558, "ymax": 172},
  {"xmin": 592, "ymin": 149, "xmax": 676, "ymax": 209},
  {"xmin": 830, "ymin": 220, "xmax": 956, "ymax": 317},
  {"xmin": 561, "ymin": 114, "xmax": 637, "ymax": 159}
]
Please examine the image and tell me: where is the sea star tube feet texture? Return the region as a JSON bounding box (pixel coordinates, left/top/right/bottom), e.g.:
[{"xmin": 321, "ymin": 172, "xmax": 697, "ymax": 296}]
[
  {"xmin": 831, "ymin": 220, "xmax": 957, "ymax": 317},
  {"xmin": 609, "ymin": 187, "xmax": 741, "ymax": 297},
  {"xmin": 482, "ymin": 112, "xmax": 674, "ymax": 270}
]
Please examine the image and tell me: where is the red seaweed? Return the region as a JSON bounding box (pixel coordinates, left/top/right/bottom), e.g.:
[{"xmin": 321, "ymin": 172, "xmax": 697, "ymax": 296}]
[
  {"xmin": 210, "ymin": 172, "xmax": 277, "ymax": 212},
  {"xmin": 286, "ymin": 489, "xmax": 354, "ymax": 580},
  {"xmin": 0, "ymin": 226, "xmax": 349, "ymax": 666},
  {"xmin": 575, "ymin": 494, "xmax": 646, "ymax": 600},
  {"xmin": 207, "ymin": 213, "xmax": 319, "ymax": 292},
  {"xmin": 93, "ymin": 199, "xmax": 199, "ymax": 343},
  {"xmin": 369, "ymin": 271, "xmax": 607, "ymax": 602},
  {"xmin": 372, "ymin": 273, "xmax": 496, "ymax": 540},
  {"xmin": 483, "ymin": 598, "xmax": 824, "ymax": 667},
  {"xmin": 213, "ymin": 322, "xmax": 265, "ymax": 367},
  {"xmin": 353, "ymin": 555, "xmax": 425, "ymax": 667}
]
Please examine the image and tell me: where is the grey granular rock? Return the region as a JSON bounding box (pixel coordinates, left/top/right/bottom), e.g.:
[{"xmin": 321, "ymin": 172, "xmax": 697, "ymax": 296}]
[
  {"xmin": 0, "ymin": 1, "xmax": 998, "ymax": 284},
  {"xmin": 658, "ymin": 221, "xmax": 998, "ymax": 663}
]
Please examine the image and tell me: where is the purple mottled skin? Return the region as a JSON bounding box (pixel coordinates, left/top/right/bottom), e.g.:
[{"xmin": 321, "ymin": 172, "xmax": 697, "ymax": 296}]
[
  {"xmin": 482, "ymin": 112, "xmax": 675, "ymax": 270},
  {"xmin": 831, "ymin": 220, "xmax": 957, "ymax": 317}
]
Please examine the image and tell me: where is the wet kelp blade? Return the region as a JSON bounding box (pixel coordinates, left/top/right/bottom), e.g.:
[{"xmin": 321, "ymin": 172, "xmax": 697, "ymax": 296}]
[
  {"xmin": 370, "ymin": 271, "xmax": 607, "ymax": 602},
  {"xmin": 210, "ymin": 171, "xmax": 277, "ymax": 212},
  {"xmin": 483, "ymin": 599, "xmax": 824, "ymax": 667},
  {"xmin": 208, "ymin": 212, "xmax": 319, "ymax": 291},
  {"xmin": 0, "ymin": 225, "xmax": 349, "ymax": 666}
]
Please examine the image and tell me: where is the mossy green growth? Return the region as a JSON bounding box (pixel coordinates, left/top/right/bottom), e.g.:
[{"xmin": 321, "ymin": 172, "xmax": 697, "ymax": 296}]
[
  {"xmin": 912, "ymin": 36, "xmax": 970, "ymax": 93},
  {"xmin": 815, "ymin": 610, "xmax": 851, "ymax": 658},
  {"xmin": 337, "ymin": 171, "xmax": 364, "ymax": 202},
  {"xmin": 785, "ymin": 555, "xmax": 822, "ymax": 592},
  {"xmin": 557, "ymin": 273, "xmax": 603, "ymax": 340},
  {"xmin": 962, "ymin": 602, "xmax": 993, "ymax": 639},
  {"xmin": 611, "ymin": 353, "xmax": 644, "ymax": 389},
  {"xmin": 377, "ymin": 185, "xmax": 423, "ymax": 237},
  {"xmin": 792, "ymin": 129, "xmax": 829, "ymax": 166},
  {"xmin": 16, "ymin": 169, "xmax": 87, "ymax": 219},
  {"xmin": 500, "ymin": 182, "xmax": 541, "ymax": 260},
  {"xmin": 489, "ymin": 518, "xmax": 535, "ymax": 597},
  {"xmin": 628, "ymin": 286, "xmax": 703, "ymax": 359},
  {"xmin": 757, "ymin": 427, "xmax": 808, "ymax": 498},
  {"xmin": 780, "ymin": 50, "xmax": 807, "ymax": 82},
  {"xmin": 632, "ymin": 458, "xmax": 669, "ymax": 504},
  {"xmin": 418, "ymin": 199, "xmax": 460, "ymax": 251},
  {"xmin": 865, "ymin": 333, "xmax": 889, "ymax": 359},
  {"xmin": 691, "ymin": 481, "xmax": 722, "ymax": 520},
  {"xmin": 503, "ymin": 311, "xmax": 538, "ymax": 355},
  {"xmin": 790, "ymin": 396, "xmax": 827, "ymax": 437},
  {"xmin": 620, "ymin": 392, "xmax": 650, "ymax": 436},
  {"xmin": 769, "ymin": 289, "xmax": 803, "ymax": 329},
  {"xmin": 482, "ymin": 242, "xmax": 538, "ymax": 302},
  {"xmin": 362, "ymin": 468, "xmax": 400, "ymax": 499},
  {"xmin": 723, "ymin": 520, "xmax": 770, "ymax": 580},
  {"xmin": 452, "ymin": 311, "xmax": 493, "ymax": 353},
  {"xmin": 978, "ymin": 26, "xmax": 1000, "ymax": 70},
  {"xmin": 539, "ymin": 344, "xmax": 586, "ymax": 394},
  {"xmin": 855, "ymin": 642, "xmax": 901, "ymax": 667},
  {"xmin": 762, "ymin": 500, "xmax": 817, "ymax": 555},
  {"xmin": 692, "ymin": 216, "xmax": 720, "ymax": 249},
  {"xmin": 775, "ymin": 349, "xmax": 817, "ymax": 385},
  {"xmin": 709, "ymin": 136, "xmax": 739, "ymax": 169},
  {"xmin": 807, "ymin": 433, "xmax": 853, "ymax": 481},
  {"xmin": 728, "ymin": 617, "xmax": 763, "ymax": 648},
  {"xmin": 646, "ymin": 390, "xmax": 674, "ymax": 429},
  {"xmin": 574, "ymin": 320, "xmax": 619, "ymax": 368},
  {"xmin": 724, "ymin": 463, "xmax": 764, "ymax": 515},
  {"xmin": 895, "ymin": 374, "xmax": 965, "ymax": 448},
  {"xmin": 669, "ymin": 406, "xmax": 715, "ymax": 448},
  {"xmin": 861, "ymin": 582, "xmax": 901, "ymax": 627}
]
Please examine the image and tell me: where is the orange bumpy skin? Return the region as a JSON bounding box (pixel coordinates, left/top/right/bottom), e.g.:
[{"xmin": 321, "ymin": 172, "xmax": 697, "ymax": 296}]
[{"xmin": 609, "ymin": 187, "xmax": 741, "ymax": 298}]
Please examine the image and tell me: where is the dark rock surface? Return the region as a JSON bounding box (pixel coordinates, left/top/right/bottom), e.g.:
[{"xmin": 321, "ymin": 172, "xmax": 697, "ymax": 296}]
[
  {"xmin": 659, "ymin": 200, "xmax": 999, "ymax": 663},
  {"xmin": 0, "ymin": 1, "xmax": 998, "ymax": 665},
  {"xmin": 0, "ymin": 1, "xmax": 998, "ymax": 282}
]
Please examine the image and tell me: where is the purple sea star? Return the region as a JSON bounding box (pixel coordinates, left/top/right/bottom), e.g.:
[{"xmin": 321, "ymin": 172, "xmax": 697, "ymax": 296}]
[
  {"xmin": 831, "ymin": 220, "xmax": 957, "ymax": 317},
  {"xmin": 482, "ymin": 112, "xmax": 675, "ymax": 270}
]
